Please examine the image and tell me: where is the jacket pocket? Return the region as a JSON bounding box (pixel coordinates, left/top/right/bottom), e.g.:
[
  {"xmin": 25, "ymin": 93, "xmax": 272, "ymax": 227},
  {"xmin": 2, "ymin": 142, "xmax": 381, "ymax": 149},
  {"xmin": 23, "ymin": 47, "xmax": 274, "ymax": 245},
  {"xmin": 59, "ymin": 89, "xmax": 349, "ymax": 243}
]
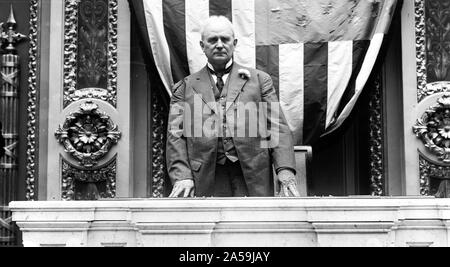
[{"xmin": 189, "ymin": 159, "xmax": 202, "ymax": 172}]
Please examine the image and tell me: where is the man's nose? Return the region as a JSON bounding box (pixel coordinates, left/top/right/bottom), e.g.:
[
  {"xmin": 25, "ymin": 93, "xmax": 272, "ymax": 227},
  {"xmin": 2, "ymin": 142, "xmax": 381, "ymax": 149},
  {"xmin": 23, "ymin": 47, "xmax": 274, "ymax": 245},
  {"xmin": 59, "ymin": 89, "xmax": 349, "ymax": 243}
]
[{"xmin": 216, "ymin": 39, "xmax": 224, "ymax": 48}]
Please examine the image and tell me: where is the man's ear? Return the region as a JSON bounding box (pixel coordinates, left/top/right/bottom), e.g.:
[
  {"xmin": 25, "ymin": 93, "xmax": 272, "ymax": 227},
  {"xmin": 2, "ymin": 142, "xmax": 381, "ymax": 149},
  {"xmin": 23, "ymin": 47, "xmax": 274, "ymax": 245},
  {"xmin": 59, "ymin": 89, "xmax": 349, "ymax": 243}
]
[
  {"xmin": 200, "ymin": 40, "xmax": 205, "ymax": 51},
  {"xmin": 233, "ymin": 39, "xmax": 238, "ymax": 46}
]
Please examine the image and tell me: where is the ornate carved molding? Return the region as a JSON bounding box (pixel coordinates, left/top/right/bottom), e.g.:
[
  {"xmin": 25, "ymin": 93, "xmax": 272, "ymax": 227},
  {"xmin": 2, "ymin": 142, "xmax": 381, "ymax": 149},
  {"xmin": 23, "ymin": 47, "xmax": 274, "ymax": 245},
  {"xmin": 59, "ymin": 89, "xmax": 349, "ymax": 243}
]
[
  {"xmin": 419, "ymin": 155, "xmax": 431, "ymax": 196},
  {"xmin": 368, "ymin": 74, "xmax": 384, "ymax": 196},
  {"xmin": 415, "ymin": 0, "xmax": 428, "ymax": 102},
  {"xmin": 26, "ymin": 0, "xmax": 40, "ymax": 201},
  {"xmin": 413, "ymin": 93, "xmax": 450, "ymax": 163},
  {"xmin": 62, "ymin": 156, "xmax": 116, "ymax": 201},
  {"xmin": 107, "ymin": 0, "xmax": 118, "ymax": 107},
  {"xmin": 419, "ymin": 154, "xmax": 450, "ymax": 198},
  {"xmin": 63, "ymin": 0, "xmax": 118, "ymax": 107},
  {"xmin": 63, "ymin": 0, "xmax": 78, "ymax": 107},
  {"xmin": 55, "ymin": 101, "xmax": 121, "ymax": 168},
  {"xmin": 151, "ymin": 91, "xmax": 167, "ymax": 198},
  {"xmin": 415, "ymin": 0, "xmax": 450, "ymax": 198},
  {"xmin": 78, "ymin": 0, "xmax": 108, "ymax": 89},
  {"xmin": 425, "ymin": 0, "xmax": 450, "ymax": 83},
  {"xmin": 416, "ymin": 0, "xmax": 450, "ymax": 101},
  {"xmin": 421, "ymin": 81, "xmax": 450, "ymax": 97}
]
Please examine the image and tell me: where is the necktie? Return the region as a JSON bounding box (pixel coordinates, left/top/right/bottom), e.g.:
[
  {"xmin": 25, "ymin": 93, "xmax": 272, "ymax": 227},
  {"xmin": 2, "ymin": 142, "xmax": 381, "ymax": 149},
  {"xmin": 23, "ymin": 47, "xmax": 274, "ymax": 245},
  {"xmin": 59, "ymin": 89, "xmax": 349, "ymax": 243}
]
[
  {"xmin": 209, "ymin": 64, "xmax": 233, "ymax": 93},
  {"xmin": 216, "ymin": 73, "xmax": 225, "ymax": 93}
]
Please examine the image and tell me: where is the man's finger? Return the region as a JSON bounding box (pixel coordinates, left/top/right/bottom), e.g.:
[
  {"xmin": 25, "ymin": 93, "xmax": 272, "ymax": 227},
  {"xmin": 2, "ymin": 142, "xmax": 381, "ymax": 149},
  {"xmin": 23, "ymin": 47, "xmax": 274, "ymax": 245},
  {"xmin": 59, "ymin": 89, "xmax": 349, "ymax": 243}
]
[
  {"xmin": 283, "ymin": 185, "xmax": 290, "ymax": 197},
  {"xmin": 288, "ymin": 184, "xmax": 300, "ymax": 197},
  {"xmin": 190, "ymin": 188, "xmax": 195, "ymax": 198},
  {"xmin": 168, "ymin": 188, "xmax": 175, "ymax": 198},
  {"xmin": 169, "ymin": 187, "xmax": 181, "ymax": 198},
  {"xmin": 183, "ymin": 187, "xmax": 191, "ymax": 198},
  {"xmin": 168, "ymin": 186, "xmax": 177, "ymax": 197}
]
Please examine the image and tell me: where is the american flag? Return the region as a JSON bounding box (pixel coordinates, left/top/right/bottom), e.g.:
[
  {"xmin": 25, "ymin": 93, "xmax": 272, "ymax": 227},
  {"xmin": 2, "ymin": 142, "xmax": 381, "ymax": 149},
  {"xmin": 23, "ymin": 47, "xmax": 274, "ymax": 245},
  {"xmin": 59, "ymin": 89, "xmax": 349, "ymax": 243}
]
[{"xmin": 129, "ymin": 0, "xmax": 397, "ymax": 145}]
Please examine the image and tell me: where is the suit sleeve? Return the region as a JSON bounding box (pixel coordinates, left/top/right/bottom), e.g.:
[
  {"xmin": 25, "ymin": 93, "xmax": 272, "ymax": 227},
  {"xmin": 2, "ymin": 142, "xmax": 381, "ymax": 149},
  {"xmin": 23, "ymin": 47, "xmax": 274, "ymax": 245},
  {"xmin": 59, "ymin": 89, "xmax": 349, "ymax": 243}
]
[
  {"xmin": 258, "ymin": 72, "xmax": 297, "ymax": 174},
  {"xmin": 166, "ymin": 80, "xmax": 194, "ymax": 184}
]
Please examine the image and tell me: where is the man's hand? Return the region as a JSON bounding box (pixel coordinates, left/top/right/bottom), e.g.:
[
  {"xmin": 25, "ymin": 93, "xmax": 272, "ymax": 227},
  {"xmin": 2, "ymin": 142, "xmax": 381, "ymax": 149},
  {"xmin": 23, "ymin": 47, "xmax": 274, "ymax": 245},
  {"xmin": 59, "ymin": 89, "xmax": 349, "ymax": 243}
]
[
  {"xmin": 277, "ymin": 170, "xmax": 300, "ymax": 197},
  {"xmin": 169, "ymin": 179, "xmax": 195, "ymax": 198}
]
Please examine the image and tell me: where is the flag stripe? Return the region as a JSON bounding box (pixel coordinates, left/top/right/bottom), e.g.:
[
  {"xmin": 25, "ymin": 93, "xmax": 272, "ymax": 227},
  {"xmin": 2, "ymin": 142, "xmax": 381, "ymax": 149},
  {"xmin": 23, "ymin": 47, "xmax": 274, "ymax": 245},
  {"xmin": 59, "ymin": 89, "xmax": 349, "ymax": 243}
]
[
  {"xmin": 163, "ymin": 0, "xmax": 190, "ymax": 83},
  {"xmin": 254, "ymin": 0, "xmax": 270, "ymax": 47},
  {"xmin": 326, "ymin": 41, "xmax": 353, "ymax": 128},
  {"xmin": 303, "ymin": 42, "xmax": 328, "ymax": 145},
  {"xmin": 185, "ymin": 0, "xmax": 209, "ymax": 74},
  {"xmin": 355, "ymin": 34, "xmax": 384, "ymax": 93},
  {"xmin": 129, "ymin": 0, "xmax": 156, "ymax": 71},
  {"xmin": 136, "ymin": 0, "xmax": 399, "ymax": 145},
  {"xmin": 336, "ymin": 40, "xmax": 370, "ymax": 117},
  {"xmin": 279, "ymin": 43, "xmax": 304, "ymax": 145},
  {"xmin": 232, "ymin": 0, "xmax": 256, "ymax": 69},
  {"xmin": 142, "ymin": 0, "xmax": 173, "ymax": 95},
  {"xmin": 209, "ymin": 0, "xmax": 232, "ymax": 21},
  {"xmin": 327, "ymin": 33, "xmax": 385, "ymax": 135},
  {"xmin": 256, "ymin": 45, "xmax": 279, "ymax": 97}
]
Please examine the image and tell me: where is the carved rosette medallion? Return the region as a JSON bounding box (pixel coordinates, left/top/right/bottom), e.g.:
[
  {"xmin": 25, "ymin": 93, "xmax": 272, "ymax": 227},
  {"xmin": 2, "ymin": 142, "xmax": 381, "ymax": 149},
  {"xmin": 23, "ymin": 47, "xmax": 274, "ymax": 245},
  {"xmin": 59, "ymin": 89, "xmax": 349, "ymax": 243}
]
[
  {"xmin": 55, "ymin": 101, "xmax": 121, "ymax": 168},
  {"xmin": 413, "ymin": 93, "xmax": 450, "ymax": 163}
]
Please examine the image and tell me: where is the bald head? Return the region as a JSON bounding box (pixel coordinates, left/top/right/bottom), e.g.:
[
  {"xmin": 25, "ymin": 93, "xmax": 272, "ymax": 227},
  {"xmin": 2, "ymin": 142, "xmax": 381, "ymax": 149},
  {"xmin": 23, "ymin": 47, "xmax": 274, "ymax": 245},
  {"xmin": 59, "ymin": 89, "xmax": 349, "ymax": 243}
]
[
  {"xmin": 200, "ymin": 16, "xmax": 238, "ymax": 71},
  {"xmin": 200, "ymin": 16, "xmax": 235, "ymax": 41}
]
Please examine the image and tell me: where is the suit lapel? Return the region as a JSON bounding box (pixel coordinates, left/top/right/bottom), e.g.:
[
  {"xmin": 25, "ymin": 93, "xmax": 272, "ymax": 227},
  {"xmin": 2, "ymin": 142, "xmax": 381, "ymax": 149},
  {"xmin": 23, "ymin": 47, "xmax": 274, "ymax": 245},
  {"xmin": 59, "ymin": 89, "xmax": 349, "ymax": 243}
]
[
  {"xmin": 191, "ymin": 67, "xmax": 218, "ymax": 114},
  {"xmin": 226, "ymin": 63, "xmax": 249, "ymax": 112}
]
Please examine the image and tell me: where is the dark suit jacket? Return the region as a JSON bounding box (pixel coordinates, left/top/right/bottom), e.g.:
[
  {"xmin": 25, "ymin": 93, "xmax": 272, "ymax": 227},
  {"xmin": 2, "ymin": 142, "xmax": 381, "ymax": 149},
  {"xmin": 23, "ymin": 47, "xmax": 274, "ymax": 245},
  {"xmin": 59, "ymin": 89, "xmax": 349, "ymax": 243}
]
[{"xmin": 166, "ymin": 63, "xmax": 296, "ymax": 197}]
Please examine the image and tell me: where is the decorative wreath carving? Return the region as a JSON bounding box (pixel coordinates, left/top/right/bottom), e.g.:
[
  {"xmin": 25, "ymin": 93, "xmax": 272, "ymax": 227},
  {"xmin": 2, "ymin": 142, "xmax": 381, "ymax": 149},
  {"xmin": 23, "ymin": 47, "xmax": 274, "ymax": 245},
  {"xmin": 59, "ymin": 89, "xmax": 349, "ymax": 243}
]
[
  {"xmin": 55, "ymin": 101, "xmax": 121, "ymax": 168},
  {"xmin": 413, "ymin": 93, "xmax": 450, "ymax": 163}
]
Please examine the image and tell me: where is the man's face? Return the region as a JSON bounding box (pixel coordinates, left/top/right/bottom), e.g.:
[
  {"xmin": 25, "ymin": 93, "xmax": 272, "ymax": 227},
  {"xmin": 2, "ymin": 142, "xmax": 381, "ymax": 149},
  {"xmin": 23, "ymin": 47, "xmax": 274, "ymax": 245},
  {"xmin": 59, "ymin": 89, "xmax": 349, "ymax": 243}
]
[{"xmin": 200, "ymin": 21, "xmax": 237, "ymax": 67}]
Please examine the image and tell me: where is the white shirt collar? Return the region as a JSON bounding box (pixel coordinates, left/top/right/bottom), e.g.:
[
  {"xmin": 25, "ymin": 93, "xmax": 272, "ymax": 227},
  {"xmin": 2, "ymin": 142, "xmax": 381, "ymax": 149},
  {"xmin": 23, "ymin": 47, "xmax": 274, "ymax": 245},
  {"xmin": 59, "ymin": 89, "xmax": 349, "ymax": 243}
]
[{"xmin": 207, "ymin": 58, "xmax": 233, "ymax": 73}]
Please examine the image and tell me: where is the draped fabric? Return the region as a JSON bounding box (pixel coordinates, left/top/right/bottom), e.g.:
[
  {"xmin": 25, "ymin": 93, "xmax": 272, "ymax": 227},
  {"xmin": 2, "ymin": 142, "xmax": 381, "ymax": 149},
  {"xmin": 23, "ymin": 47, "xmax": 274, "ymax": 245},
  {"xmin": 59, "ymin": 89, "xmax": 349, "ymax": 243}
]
[{"xmin": 129, "ymin": 0, "xmax": 397, "ymax": 145}]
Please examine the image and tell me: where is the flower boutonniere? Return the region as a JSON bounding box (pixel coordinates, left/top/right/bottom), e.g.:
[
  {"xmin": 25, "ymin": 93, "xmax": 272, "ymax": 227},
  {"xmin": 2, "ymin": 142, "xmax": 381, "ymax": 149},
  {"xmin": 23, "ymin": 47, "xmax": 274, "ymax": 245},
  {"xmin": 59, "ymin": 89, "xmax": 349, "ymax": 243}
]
[{"xmin": 238, "ymin": 69, "xmax": 251, "ymax": 80}]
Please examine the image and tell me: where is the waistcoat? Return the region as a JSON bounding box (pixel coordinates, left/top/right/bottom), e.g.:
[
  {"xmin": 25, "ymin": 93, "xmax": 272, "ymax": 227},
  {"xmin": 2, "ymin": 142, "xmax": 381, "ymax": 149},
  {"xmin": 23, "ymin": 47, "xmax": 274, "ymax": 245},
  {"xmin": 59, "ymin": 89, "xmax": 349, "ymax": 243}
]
[{"xmin": 209, "ymin": 73, "xmax": 239, "ymax": 165}]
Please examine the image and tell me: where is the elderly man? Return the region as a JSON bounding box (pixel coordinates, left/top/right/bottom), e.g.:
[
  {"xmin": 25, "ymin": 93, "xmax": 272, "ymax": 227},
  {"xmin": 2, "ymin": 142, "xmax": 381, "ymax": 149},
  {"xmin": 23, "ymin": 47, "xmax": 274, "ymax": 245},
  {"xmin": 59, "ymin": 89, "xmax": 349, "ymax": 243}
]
[{"xmin": 166, "ymin": 16, "xmax": 299, "ymax": 198}]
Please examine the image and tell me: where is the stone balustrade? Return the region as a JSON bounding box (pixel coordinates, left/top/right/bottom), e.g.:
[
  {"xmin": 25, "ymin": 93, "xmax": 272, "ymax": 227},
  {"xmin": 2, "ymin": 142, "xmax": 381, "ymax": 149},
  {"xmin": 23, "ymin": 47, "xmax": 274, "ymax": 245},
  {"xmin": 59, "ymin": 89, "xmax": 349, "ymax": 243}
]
[{"xmin": 9, "ymin": 197, "xmax": 450, "ymax": 247}]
